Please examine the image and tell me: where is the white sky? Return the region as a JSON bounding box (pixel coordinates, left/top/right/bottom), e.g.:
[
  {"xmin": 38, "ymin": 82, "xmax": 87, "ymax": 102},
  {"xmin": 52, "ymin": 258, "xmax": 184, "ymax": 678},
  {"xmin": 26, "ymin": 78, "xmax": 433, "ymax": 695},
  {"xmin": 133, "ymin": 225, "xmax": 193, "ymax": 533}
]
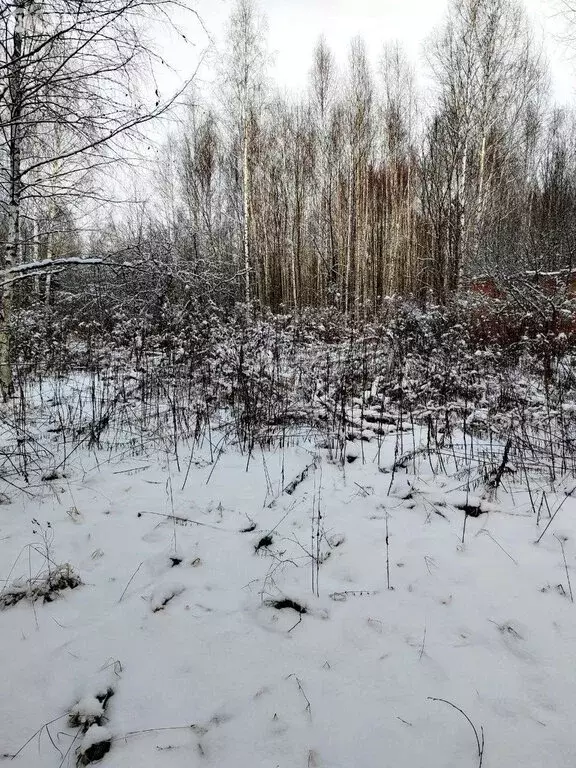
[{"xmin": 188, "ymin": 0, "xmax": 574, "ymax": 103}]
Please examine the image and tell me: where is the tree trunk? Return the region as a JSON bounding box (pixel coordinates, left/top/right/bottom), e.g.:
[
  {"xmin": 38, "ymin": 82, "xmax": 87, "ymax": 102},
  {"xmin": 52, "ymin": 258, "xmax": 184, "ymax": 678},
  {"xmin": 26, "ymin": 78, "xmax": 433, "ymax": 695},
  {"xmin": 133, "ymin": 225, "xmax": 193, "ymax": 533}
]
[
  {"xmin": 1, "ymin": 1, "xmax": 25, "ymax": 398},
  {"xmin": 242, "ymin": 119, "xmax": 251, "ymax": 317}
]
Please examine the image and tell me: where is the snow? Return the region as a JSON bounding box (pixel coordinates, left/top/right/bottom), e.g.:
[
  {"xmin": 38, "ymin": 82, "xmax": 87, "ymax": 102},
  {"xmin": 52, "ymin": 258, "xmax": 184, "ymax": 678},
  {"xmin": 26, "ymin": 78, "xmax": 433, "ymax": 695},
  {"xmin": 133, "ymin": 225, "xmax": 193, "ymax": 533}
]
[
  {"xmin": 80, "ymin": 724, "xmax": 111, "ymax": 751},
  {"xmin": 447, "ymin": 491, "xmax": 501, "ymax": 514},
  {"xmin": 2, "ymin": 392, "xmax": 576, "ymax": 766},
  {"xmin": 344, "ymin": 440, "xmax": 360, "ymax": 459}
]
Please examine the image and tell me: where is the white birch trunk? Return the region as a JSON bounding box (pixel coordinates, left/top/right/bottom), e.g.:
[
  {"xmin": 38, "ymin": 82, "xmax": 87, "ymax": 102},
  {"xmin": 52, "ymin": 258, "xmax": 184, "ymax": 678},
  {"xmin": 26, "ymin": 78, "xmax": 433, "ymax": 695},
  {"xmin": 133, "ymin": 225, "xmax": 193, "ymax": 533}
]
[
  {"xmin": 242, "ymin": 119, "xmax": 251, "ymax": 319},
  {"xmin": 0, "ymin": 1, "xmax": 25, "ymax": 397}
]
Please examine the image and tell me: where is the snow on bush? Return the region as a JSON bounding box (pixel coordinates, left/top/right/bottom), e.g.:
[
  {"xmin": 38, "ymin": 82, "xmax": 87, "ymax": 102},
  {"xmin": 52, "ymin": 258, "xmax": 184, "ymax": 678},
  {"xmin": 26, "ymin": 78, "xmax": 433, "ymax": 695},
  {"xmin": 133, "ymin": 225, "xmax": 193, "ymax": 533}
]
[
  {"xmin": 69, "ymin": 696, "xmax": 104, "ymax": 728},
  {"xmin": 0, "ymin": 563, "xmax": 81, "ymax": 610}
]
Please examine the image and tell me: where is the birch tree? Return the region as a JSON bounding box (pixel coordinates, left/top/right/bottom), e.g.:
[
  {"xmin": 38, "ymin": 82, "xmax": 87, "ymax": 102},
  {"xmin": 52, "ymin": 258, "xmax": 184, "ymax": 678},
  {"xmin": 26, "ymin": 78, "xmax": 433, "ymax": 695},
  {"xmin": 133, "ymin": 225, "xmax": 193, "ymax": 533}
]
[
  {"xmin": 0, "ymin": 0, "xmax": 198, "ymax": 397},
  {"xmin": 425, "ymin": 0, "xmax": 543, "ymax": 294},
  {"xmin": 378, "ymin": 42, "xmax": 418, "ymax": 296},
  {"xmin": 309, "ymin": 37, "xmax": 336, "ymax": 304},
  {"xmin": 344, "ymin": 37, "xmax": 373, "ymax": 317},
  {"xmin": 220, "ymin": 0, "xmax": 267, "ymax": 315}
]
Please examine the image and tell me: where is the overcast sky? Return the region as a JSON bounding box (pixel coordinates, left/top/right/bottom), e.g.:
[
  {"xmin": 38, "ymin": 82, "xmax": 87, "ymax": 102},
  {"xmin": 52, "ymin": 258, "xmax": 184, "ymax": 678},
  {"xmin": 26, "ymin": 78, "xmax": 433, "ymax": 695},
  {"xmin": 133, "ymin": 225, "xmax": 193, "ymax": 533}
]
[{"xmin": 189, "ymin": 0, "xmax": 574, "ymax": 102}]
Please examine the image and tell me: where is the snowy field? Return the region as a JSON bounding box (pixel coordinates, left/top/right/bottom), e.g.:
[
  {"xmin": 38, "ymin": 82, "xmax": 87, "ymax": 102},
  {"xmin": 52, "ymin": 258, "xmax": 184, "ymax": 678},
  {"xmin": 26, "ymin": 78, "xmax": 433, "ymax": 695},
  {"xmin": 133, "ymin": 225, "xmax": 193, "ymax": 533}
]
[{"xmin": 2, "ymin": 375, "xmax": 576, "ymax": 768}]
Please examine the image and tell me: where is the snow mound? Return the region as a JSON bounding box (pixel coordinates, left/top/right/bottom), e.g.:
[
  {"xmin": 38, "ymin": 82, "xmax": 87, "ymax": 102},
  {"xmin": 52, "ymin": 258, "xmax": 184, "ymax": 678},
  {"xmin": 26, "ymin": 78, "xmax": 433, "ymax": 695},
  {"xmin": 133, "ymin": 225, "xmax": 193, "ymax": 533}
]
[
  {"xmin": 70, "ymin": 696, "xmax": 104, "ymax": 727},
  {"xmin": 345, "ymin": 440, "xmax": 360, "ymax": 461},
  {"xmin": 449, "ymin": 492, "xmax": 500, "ymax": 515},
  {"xmin": 389, "ymin": 478, "xmax": 413, "ymax": 500}
]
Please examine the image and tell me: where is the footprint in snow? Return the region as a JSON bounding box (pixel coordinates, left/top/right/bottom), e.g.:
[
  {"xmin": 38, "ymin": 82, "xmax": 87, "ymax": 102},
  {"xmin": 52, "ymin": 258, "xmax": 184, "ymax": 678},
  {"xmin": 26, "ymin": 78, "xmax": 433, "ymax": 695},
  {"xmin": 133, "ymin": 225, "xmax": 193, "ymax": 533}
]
[
  {"xmin": 149, "ymin": 583, "xmax": 185, "ymax": 612},
  {"xmin": 493, "ymin": 620, "xmax": 536, "ymax": 661}
]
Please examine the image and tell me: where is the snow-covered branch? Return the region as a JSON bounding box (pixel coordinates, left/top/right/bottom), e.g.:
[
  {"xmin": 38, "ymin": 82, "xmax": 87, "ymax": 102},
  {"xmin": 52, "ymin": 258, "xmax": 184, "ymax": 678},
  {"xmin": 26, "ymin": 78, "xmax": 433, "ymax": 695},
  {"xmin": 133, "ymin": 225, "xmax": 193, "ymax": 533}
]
[
  {"xmin": 4, "ymin": 257, "xmax": 105, "ymax": 276},
  {"xmin": 0, "ymin": 258, "xmax": 141, "ymax": 289}
]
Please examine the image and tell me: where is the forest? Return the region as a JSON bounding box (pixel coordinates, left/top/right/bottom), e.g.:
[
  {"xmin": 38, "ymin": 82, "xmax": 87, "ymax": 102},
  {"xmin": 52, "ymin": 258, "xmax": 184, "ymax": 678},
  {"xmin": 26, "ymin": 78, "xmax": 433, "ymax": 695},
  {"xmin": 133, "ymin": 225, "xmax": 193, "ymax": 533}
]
[
  {"xmin": 2, "ymin": 0, "xmax": 576, "ymax": 358},
  {"xmin": 2, "ymin": 1, "xmax": 576, "ymax": 767}
]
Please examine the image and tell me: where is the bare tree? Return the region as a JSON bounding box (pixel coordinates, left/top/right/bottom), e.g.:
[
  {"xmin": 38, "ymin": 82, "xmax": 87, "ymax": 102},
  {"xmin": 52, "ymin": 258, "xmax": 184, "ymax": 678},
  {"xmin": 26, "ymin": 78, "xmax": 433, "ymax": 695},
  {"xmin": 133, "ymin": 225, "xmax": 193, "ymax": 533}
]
[
  {"xmin": 0, "ymin": 0, "xmax": 199, "ymax": 396},
  {"xmin": 309, "ymin": 36, "xmax": 336, "ymax": 305},
  {"xmin": 219, "ymin": 0, "xmax": 268, "ymax": 316},
  {"xmin": 378, "ymin": 42, "xmax": 418, "ymax": 296},
  {"xmin": 423, "ymin": 0, "xmax": 545, "ymax": 296},
  {"xmin": 344, "ymin": 37, "xmax": 374, "ymax": 318}
]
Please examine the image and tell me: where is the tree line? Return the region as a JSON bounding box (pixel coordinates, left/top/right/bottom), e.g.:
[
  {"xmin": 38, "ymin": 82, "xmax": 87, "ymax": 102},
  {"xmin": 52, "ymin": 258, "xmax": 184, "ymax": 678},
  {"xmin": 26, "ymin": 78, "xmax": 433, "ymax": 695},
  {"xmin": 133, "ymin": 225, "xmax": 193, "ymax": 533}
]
[{"xmin": 102, "ymin": 0, "xmax": 576, "ymax": 319}]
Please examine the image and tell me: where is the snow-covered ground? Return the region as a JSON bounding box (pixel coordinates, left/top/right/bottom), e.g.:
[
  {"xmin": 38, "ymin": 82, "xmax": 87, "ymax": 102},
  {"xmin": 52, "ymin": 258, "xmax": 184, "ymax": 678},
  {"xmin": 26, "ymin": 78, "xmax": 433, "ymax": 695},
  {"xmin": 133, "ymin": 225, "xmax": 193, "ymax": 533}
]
[{"xmin": 2, "ymin": 389, "xmax": 576, "ymax": 767}]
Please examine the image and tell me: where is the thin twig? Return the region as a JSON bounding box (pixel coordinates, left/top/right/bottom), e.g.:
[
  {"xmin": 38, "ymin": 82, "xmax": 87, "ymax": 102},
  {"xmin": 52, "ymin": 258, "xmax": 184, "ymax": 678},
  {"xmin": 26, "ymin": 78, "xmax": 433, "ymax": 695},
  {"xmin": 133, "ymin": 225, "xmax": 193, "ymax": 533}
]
[
  {"xmin": 118, "ymin": 561, "xmax": 143, "ymax": 603},
  {"xmin": 556, "ymin": 535, "xmax": 574, "ymax": 602},
  {"xmin": 428, "ymin": 697, "xmax": 485, "ymax": 768},
  {"xmin": 419, "ymin": 625, "xmax": 427, "ymax": 661},
  {"xmin": 9, "ymin": 714, "xmax": 69, "ymax": 760},
  {"xmin": 286, "ymin": 674, "xmax": 312, "ymax": 721}
]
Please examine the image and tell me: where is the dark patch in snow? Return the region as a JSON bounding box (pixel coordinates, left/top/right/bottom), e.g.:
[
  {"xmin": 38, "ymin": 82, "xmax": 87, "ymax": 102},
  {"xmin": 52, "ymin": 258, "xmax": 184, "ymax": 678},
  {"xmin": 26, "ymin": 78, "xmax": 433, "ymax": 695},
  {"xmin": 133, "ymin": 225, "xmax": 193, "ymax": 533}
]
[
  {"xmin": 95, "ymin": 687, "xmax": 115, "ymax": 708},
  {"xmin": 255, "ymin": 534, "xmax": 273, "ymax": 552},
  {"xmin": 150, "ymin": 583, "xmax": 186, "ymax": 612},
  {"xmin": 241, "ymin": 522, "xmax": 257, "ymax": 533},
  {"xmin": 78, "ymin": 734, "xmax": 111, "ymax": 765},
  {"xmin": 153, "ymin": 595, "xmax": 176, "ymax": 612},
  {"xmin": 455, "ymin": 502, "xmax": 486, "ymax": 518},
  {"xmin": 281, "ymin": 458, "xmax": 318, "ymax": 496},
  {"xmin": 266, "ymin": 598, "xmax": 307, "ymax": 614},
  {"xmin": 41, "ymin": 469, "xmax": 64, "ymax": 481}
]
